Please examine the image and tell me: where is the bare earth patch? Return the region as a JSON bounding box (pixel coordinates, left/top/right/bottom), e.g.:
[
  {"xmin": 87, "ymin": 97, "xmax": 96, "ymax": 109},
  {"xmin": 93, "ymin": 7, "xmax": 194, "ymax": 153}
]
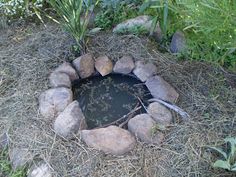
[{"xmin": 0, "ymin": 23, "xmax": 235, "ymax": 176}]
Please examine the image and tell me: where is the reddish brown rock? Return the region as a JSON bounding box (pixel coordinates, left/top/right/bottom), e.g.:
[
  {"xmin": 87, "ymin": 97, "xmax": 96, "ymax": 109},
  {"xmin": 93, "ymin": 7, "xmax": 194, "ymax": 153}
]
[
  {"xmin": 54, "ymin": 101, "xmax": 87, "ymax": 139},
  {"xmin": 54, "ymin": 62, "xmax": 79, "ymax": 81},
  {"xmin": 49, "ymin": 72, "xmax": 71, "ymax": 88},
  {"xmin": 39, "ymin": 88, "xmax": 73, "ymax": 119},
  {"xmin": 95, "ymin": 56, "xmax": 113, "ymax": 76},
  {"xmin": 133, "ymin": 61, "xmax": 157, "ymax": 82},
  {"xmin": 73, "ymin": 54, "xmax": 95, "ymax": 78},
  {"xmin": 128, "ymin": 114, "xmax": 164, "ymax": 144},
  {"xmin": 147, "ymin": 102, "xmax": 172, "ymax": 126},
  {"xmin": 113, "ymin": 56, "xmax": 135, "ymax": 74},
  {"xmin": 145, "ymin": 75, "xmax": 179, "ymax": 103},
  {"xmin": 81, "ymin": 126, "xmax": 136, "ymax": 155}
]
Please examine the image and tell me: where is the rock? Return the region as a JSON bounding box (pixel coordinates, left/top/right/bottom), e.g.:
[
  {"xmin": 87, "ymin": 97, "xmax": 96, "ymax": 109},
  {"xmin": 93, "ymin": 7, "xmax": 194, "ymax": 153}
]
[
  {"xmin": 54, "ymin": 101, "xmax": 87, "ymax": 139},
  {"xmin": 49, "ymin": 72, "xmax": 71, "ymax": 88},
  {"xmin": 147, "ymin": 102, "xmax": 172, "ymax": 126},
  {"xmin": 128, "ymin": 114, "xmax": 164, "ymax": 144},
  {"xmin": 113, "ymin": 56, "xmax": 135, "ymax": 74},
  {"xmin": 170, "ymin": 31, "xmax": 186, "ymax": 53},
  {"xmin": 54, "ymin": 62, "xmax": 79, "ymax": 81},
  {"xmin": 152, "ymin": 23, "xmax": 163, "ymax": 43},
  {"xmin": 145, "ymin": 75, "xmax": 179, "ymax": 103},
  {"xmin": 73, "ymin": 53, "xmax": 95, "ymax": 78},
  {"xmin": 10, "ymin": 148, "xmax": 33, "ymax": 170},
  {"xmin": 0, "ymin": 132, "xmax": 9, "ymax": 149},
  {"xmin": 28, "ymin": 162, "xmax": 52, "ymax": 177},
  {"xmin": 39, "ymin": 88, "xmax": 73, "ymax": 119},
  {"xmin": 95, "ymin": 56, "xmax": 113, "ymax": 76},
  {"xmin": 113, "ymin": 15, "xmax": 152, "ymax": 34},
  {"xmin": 133, "ymin": 61, "xmax": 157, "ymax": 82},
  {"xmin": 81, "ymin": 126, "xmax": 136, "ymax": 155}
]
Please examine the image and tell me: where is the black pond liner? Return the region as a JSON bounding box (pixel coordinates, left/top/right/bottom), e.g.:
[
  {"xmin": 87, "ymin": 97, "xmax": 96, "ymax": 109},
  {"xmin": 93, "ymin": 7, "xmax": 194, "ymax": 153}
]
[{"xmin": 72, "ymin": 73, "xmax": 153, "ymax": 129}]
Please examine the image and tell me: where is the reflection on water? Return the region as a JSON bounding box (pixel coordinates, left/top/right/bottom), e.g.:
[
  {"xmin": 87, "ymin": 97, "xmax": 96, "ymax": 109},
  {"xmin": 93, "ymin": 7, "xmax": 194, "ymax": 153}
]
[{"xmin": 73, "ymin": 74, "xmax": 152, "ymax": 129}]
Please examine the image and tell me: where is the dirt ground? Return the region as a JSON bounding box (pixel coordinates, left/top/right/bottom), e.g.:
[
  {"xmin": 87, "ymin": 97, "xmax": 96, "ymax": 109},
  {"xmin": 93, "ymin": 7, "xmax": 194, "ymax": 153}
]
[{"xmin": 0, "ymin": 22, "xmax": 236, "ymax": 177}]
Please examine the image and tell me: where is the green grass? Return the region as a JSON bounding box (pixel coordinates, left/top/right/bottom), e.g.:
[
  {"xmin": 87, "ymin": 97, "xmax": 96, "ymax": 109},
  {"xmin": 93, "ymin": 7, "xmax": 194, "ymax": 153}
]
[{"xmin": 0, "ymin": 149, "xmax": 27, "ymax": 177}]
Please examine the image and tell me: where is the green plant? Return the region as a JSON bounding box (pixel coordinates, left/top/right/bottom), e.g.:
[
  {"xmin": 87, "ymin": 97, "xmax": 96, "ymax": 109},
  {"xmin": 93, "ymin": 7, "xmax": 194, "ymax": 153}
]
[
  {"xmin": 209, "ymin": 137, "xmax": 236, "ymax": 171},
  {"xmin": 0, "ymin": 149, "xmax": 27, "ymax": 177},
  {"xmin": 49, "ymin": 0, "xmax": 99, "ymax": 53},
  {"xmin": 95, "ymin": 0, "xmax": 139, "ymax": 29}
]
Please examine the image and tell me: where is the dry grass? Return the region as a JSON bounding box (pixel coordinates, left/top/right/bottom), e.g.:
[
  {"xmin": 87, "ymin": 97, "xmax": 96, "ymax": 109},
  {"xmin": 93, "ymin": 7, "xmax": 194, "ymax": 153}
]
[{"xmin": 0, "ymin": 23, "xmax": 236, "ymax": 177}]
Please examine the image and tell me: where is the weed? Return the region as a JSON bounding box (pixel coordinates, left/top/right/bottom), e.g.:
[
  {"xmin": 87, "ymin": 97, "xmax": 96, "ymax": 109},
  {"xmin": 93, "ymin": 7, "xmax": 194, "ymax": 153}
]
[{"xmin": 209, "ymin": 137, "xmax": 236, "ymax": 171}]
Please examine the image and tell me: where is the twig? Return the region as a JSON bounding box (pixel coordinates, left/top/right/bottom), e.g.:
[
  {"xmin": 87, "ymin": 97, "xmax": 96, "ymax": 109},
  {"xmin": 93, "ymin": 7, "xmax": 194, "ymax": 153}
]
[
  {"xmin": 96, "ymin": 106, "xmax": 141, "ymax": 129},
  {"xmin": 148, "ymin": 98, "xmax": 190, "ymax": 121},
  {"xmin": 136, "ymin": 96, "xmax": 148, "ymax": 112}
]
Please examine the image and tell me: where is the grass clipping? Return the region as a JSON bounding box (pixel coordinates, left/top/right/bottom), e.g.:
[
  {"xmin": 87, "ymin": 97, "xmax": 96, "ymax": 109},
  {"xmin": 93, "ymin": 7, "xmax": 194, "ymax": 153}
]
[{"xmin": 0, "ymin": 23, "xmax": 236, "ymax": 177}]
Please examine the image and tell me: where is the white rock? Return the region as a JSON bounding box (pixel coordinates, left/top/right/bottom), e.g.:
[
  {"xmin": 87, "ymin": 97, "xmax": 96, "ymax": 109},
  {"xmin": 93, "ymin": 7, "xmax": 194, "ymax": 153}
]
[
  {"xmin": 49, "ymin": 72, "xmax": 71, "ymax": 88},
  {"xmin": 95, "ymin": 56, "xmax": 113, "ymax": 76},
  {"xmin": 54, "ymin": 101, "xmax": 87, "ymax": 139},
  {"xmin": 73, "ymin": 53, "xmax": 95, "ymax": 78},
  {"xmin": 128, "ymin": 114, "xmax": 164, "ymax": 144},
  {"xmin": 133, "ymin": 61, "xmax": 157, "ymax": 82},
  {"xmin": 54, "ymin": 62, "xmax": 79, "ymax": 81},
  {"xmin": 28, "ymin": 163, "xmax": 52, "ymax": 177},
  {"xmin": 81, "ymin": 126, "xmax": 136, "ymax": 155},
  {"xmin": 147, "ymin": 102, "xmax": 172, "ymax": 125},
  {"xmin": 39, "ymin": 88, "xmax": 73, "ymax": 119},
  {"xmin": 113, "ymin": 56, "xmax": 135, "ymax": 74}
]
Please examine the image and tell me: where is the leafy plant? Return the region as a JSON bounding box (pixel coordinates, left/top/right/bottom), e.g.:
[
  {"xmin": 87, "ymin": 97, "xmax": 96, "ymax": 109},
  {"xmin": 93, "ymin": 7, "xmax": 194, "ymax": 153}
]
[
  {"xmin": 95, "ymin": 0, "xmax": 139, "ymax": 29},
  {"xmin": 209, "ymin": 137, "xmax": 236, "ymax": 171},
  {"xmin": 49, "ymin": 0, "xmax": 99, "ymax": 53}
]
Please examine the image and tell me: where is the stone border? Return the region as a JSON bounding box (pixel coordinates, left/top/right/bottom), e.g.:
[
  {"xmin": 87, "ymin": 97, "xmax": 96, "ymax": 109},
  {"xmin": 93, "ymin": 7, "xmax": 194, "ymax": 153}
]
[{"xmin": 38, "ymin": 54, "xmax": 179, "ymax": 155}]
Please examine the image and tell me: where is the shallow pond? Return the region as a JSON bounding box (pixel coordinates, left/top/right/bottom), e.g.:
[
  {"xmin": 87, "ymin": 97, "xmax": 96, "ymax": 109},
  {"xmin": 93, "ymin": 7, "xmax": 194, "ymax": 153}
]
[{"xmin": 73, "ymin": 74, "xmax": 152, "ymax": 129}]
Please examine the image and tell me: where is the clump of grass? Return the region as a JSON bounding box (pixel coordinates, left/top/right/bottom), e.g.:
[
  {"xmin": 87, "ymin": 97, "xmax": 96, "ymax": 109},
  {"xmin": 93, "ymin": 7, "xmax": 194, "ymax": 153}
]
[{"xmin": 0, "ymin": 149, "xmax": 27, "ymax": 177}]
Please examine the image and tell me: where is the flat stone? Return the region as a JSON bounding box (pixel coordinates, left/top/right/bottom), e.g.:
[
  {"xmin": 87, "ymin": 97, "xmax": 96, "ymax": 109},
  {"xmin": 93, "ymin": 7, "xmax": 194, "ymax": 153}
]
[
  {"xmin": 128, "ymin": 114, "xmax": 164, "ymax": 144},
  {"xmin": 54, "ymin": 62, "xmax": 79, "ymax": 81},
  {"xmin": 10, "ymin": 148, "xmax": 33, "ymax": 170},
  {"xmin": 145, "ymin": 75, "xmax": 179, "ymax": 103},
  {"xmin": 113, "ymin": 56, "xmax": 135, "ymax": 74},
  {"xmin": 81, "ymin": 126, "xmax": 136, "ymax": 155},
  {"xmin": 133, "ymin": 61, "xmax": 157, "ymax": 82},
  {"xmin": 95, "ymin": 56, "xmax": 113, "ymax": 76},
  {"xmin": 113, "ymin": 15, "xmax": 152, "ymax": 34},
  {"xmin": 170, "ymin": 31, "xmax": 186, "ymax": 53},
  {"xmin": 28, "ymin": 162, "xmax": 52, "ymax": 177},
  {"xmin": 0, "ymin": 132, "xmax": 8, "ymax": 150},
  {"xmin": 49, "ymin": 72, "xmax": 71, "ymax": 88},
  {"xmin": 39, "ymin": 88, "xmax": 73, "ymax": 119},
  {"xmin": 54, "ymin": 101, "xmax": 87, "ymax": 139},
  {"xmin": 147, "ymin": 102, "xmax": 172, "ymax": 126},
  {"xmin": 73, "ymin": 53, "xmax": 95, "ymax": 78}
]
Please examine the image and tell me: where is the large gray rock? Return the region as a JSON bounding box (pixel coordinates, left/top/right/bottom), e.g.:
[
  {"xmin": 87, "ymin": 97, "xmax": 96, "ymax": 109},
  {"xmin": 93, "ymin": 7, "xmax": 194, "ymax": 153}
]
[
  {"xmin": 10, "ymin": 148, "xmax": 33, "ymax": 170},
  {"xmin": 54, "ymin": 62, "xmax": 79, "ymax": 81},
  {"xmin": 170, "ymin": 31, "xmax": 186, "ymax": 53},
  {"xmin": 133, "ymin": 61, "xmax": 157, "ymax": 82},
  {"xmin": 73, "ymin": 54, "xmax": 95, "ymax": 78},
  {"xmin": 28, "ymin": 162, "xmax": 52, "ymax": 177},
  {"xmin": 147, "ymin": 102, "xmax": 172, "ymax": 126},
  {"xmin": 39, "ymin": 88, "xmax": 73, "ymax": 119},
  {"xmin": 54, "ymin": 101, "xmax": 87, "ymax": 139},
  {"xmin": 81, "ymin": 126, "xmax": 136, "ymax": 155},
  {"xmin": 95, "ymin": 56, "xmax": 113, "ymax": 76},
  {"xmin": 128, "ymin": 114, "xmax": 164, "ymax": 144},
  {"xmin": 113, "ymin": 56, "xmax": 135, "ymax": 74},
  {"xmin": 113, "ymin": 15, "xmax": 152, "ymax": 34},
  {"xmin": 145, "ymin": 75, "xmax": 179, "ymax": 103},
  {"xmin": 49, "ymin": 72, "xmax": 71, "ymax": 88}
]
